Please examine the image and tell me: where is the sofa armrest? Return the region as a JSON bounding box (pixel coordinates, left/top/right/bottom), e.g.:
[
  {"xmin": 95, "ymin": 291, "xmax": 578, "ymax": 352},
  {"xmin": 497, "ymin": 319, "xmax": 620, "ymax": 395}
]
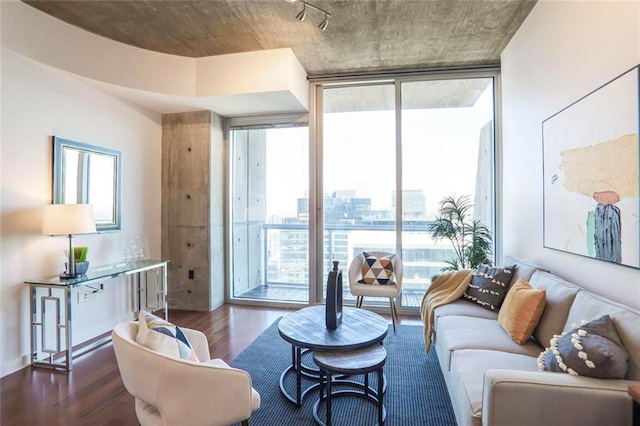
[
  {"xmin": 181, "ymin": 327, "xmax": 211, "ymax": 361},
  {"xmin": 482, "ymin": 369, "xmax": 636, "ymax": 426}
]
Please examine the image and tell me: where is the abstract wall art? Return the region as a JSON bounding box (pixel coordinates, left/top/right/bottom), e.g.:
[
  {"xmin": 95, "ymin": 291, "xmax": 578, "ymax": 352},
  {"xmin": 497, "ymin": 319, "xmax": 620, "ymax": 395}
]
[{"xmin": 543, "ymin": 66, "xmax": 640, "ymax": 269}]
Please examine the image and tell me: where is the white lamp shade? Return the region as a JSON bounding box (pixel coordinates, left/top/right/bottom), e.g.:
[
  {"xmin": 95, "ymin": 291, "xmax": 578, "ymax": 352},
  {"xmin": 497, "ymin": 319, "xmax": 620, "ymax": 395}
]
[{"xmin": 43, "ymin": 204, "xmax": 97, "ymax": 236}]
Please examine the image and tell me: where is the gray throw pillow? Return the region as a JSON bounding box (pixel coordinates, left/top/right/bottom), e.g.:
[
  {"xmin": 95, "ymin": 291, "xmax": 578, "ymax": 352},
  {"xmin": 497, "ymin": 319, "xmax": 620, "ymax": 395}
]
[
  {"xmin": 462, "ymin": 264, "xmax": 516, "ymax": 311},
  {"xmin": 537, "ymin": 314, "xmax": 629, "ymax": 379}
]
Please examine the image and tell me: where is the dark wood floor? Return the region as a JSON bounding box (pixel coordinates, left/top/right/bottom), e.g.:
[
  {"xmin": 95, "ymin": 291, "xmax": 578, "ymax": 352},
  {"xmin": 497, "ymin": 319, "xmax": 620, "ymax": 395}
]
[{"xmin": 1, "ymin": 305, "xmax": 421, "ymax": 426}]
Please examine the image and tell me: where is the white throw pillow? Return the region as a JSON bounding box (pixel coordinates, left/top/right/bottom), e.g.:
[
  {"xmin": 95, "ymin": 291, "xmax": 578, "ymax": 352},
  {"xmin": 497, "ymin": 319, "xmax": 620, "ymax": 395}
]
[{"xmin": 136, "ymin": 311, "xmax": 198, "ymax": 362}]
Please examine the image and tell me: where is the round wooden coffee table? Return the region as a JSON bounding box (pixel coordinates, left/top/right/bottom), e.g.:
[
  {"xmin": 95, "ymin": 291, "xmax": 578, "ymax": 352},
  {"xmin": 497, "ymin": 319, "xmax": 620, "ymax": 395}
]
[{"xmin": 278, "ymin": 306, "xmax": 388, "ymax": 406}]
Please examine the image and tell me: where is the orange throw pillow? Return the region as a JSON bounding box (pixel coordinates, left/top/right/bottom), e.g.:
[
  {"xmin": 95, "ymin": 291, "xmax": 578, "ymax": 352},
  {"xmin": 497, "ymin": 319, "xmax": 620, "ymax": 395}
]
[{"xmin": 498, "ymin": 278, "xmax": 546, "ymax": 344}]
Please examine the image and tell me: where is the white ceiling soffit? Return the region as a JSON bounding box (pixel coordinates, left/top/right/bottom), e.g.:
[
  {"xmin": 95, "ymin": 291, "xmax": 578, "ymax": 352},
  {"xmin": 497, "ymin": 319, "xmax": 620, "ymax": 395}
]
[
  {"xmin": 1, "ymin": 1, "xmax": 309, "ymax": 116},
  {"xmin": 77, "ymin": 77, "xmax": 309, "ymax": 117}
]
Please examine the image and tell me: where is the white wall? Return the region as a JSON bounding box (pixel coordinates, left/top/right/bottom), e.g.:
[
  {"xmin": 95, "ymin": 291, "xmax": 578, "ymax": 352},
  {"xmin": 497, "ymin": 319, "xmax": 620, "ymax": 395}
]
[
  {"xmin": 501, "ymin": 0, "xmax": 640, "ymax": 308},
  {"xmin": 0, "ymin": 49, "xmax": 162, "ymax": 377},
  {"xmin": 0, "ymin": 0, "xmax": 309, "ymax": 379}
]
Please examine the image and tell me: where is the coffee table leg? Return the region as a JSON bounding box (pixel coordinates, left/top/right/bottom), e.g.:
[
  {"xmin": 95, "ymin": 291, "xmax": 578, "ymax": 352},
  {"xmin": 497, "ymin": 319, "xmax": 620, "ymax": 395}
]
[
  {"xmin": 364, "ymin": 372, "xmax": 369, "ymax": 397},
  {"xmin": 296, "ymin": 346, "xmax": 302, "ymax": 406},
  {"xmin": 291, "ymin": 344, "xmax": 296, "ymax": 369},
  {"xmin": 326, "ymin": 371, "xmax": 332, "ymax": 426},
  {"xmin": 378, "ymin": 368, "xmax": 384, "ymax": 425}
]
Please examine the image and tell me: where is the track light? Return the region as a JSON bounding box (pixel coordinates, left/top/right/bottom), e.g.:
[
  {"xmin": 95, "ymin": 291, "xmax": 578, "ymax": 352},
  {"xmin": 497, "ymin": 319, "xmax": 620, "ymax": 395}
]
[
  {"xmin": 296, "ymin": 4, "xmax": 307, "ymax": 21},
  {"xmin": 318, "ymin": 14, "xmax": 329, "ymax": 31},
  {"xmin": 288, "ymin": 0, "xmax": 332, "ymax": 31}
]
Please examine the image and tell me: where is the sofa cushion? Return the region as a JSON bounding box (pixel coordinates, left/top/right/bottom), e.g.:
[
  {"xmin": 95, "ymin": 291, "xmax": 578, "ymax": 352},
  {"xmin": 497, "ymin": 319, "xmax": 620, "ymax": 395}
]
[
  {"xmin": 435, "ymin": 316, "xmax": 543, "ymax": 371},
  {"xmin": 538, "ymin": 314, "xmax": 628, "ymax": 379},
  {"xmin": 448, "ymin": 349, "xmax": 539, "ymax": 425},
  {"xmin": 528, "ymin": 271, "xmax": 579, "ymax": 347},
  {"xmin": 434, "ymin": 299, "xmax": 499, "ymax": 330},
  {"xmin": 498, "ymin": 278, "xmax": 547, "ymax": 344},
  {"xmin": 463, "ymin": 264, "xmax": 516, "ymax": 311},
  {"xmin": 564, "ymin": 291, "xmax": 640, "ymax": 381},
  {"xmin": 358, "ymin": 252, "xmax": 395, "ymax": 285}
]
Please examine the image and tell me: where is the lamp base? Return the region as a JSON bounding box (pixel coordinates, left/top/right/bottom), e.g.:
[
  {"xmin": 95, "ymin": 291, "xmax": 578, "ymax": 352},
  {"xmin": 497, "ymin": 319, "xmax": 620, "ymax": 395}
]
[{"xmin": 59, "ymin": 272, "xmax": 80, "ymax": 280}]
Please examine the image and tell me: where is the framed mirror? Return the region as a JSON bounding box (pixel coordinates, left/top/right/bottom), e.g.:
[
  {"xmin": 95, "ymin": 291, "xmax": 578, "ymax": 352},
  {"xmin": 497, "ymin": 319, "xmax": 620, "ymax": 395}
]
[{"xmin": 53, "ymin": 136, "xmax": 122, "ymax": 231}]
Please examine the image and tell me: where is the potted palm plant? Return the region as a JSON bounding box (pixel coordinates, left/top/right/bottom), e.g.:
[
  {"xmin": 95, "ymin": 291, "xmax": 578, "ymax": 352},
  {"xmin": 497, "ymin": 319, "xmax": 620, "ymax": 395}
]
[{"xmin": 427, "ymin": 195, "xmax": 493, "ymax": 271}]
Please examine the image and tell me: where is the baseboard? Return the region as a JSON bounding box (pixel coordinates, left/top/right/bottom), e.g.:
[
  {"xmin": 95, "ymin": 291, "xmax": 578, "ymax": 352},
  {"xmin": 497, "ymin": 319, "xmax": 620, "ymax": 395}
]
[{"xmin": 1, "ymin": 355, "xmax": 31, "ymax": 378}]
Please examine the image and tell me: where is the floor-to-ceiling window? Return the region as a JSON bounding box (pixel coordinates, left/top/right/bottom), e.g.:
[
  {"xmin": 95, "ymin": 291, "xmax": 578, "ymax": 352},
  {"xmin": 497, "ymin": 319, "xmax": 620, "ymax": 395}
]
[
  {"xmin": 228, "ymin": 71, "xmax": 498, "ymax": 310},
  {"xmin": 316, "ymin": 73, "xmax": 497, "ymax": 309},
  {"xmin": 399, "ymin": 77, "xmax": 495, "ymax": 307},
  {"xmin": 231, "ymin": 126, "xmax": 309, "ymax": 303},
  {"xmin": 320, "ymin": 84, "xmax": 398, "ymax": 301}
]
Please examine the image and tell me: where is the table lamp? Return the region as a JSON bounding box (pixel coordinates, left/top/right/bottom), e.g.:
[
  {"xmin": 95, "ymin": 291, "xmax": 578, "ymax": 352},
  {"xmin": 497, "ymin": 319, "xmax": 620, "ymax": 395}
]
[{"xmin": 43, "ymin": 204, "xmax": 96, "ymax": 279}]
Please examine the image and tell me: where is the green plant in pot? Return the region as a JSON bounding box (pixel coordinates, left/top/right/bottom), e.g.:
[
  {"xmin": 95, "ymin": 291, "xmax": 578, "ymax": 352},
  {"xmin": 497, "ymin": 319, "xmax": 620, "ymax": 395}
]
[
  {"xmin": 427, "ymin": 195, "xmax": 493, "ymax": 272},
  {"xmin": 73, "ymin": 246, "xmax": 90, "ymax": 275}
]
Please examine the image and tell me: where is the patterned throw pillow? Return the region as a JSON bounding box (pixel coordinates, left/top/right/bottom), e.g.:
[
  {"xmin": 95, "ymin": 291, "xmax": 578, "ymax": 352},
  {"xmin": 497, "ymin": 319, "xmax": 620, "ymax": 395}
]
[
  {"xmin": 358, "ymin": 252, "xmax": 395, "ymax": 285},
  {"xmin": 537, "ymin": 315, "xmax": 629, "ymax": 379},
  {"xmin": 462, "ymin": 264, "xmax": 516, "ymax": 311},
  {"xmin": 136, "ymin": 311, "xmax": 199, "ymax": 362}
]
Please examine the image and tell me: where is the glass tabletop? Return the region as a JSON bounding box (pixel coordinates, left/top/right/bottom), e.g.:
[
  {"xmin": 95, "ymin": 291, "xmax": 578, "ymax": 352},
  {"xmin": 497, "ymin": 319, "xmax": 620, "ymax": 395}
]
[{"xmin": 25, "ymin": 259, "xmax": 168, "ymax": 287}]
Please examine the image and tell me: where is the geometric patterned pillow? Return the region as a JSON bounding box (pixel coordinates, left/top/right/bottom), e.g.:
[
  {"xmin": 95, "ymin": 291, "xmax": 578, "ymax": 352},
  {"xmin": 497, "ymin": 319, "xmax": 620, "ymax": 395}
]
[
  {"xmin": 462, "ymin": 264, "xmax": 516, "ymax": 311},
  {"xmin": 358, "ymin": 252, "xmax": 395, "ymax": 285},
  {"xmin": 136, "ymin": 311, "xmax": 199, "ymax": 362}
]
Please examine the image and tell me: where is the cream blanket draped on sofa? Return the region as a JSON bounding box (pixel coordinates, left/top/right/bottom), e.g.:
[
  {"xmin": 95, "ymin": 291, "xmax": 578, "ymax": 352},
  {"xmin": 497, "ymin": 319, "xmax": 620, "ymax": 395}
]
[{"xmin": 420, "ymin": 269, "xmax": 473, "ymax": 352}]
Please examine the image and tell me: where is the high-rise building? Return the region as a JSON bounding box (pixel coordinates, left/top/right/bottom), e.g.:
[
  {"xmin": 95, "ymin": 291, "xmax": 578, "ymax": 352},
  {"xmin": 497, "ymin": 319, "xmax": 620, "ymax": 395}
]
[{"xmin": 392, "ymin": 190, "xmax": 427, "ymax": 220}]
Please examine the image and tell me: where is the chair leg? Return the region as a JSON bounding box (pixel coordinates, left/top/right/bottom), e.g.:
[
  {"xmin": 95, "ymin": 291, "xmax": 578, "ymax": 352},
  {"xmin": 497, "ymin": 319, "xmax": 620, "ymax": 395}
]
[
  {"xmin": 356, "ymin": 296, "xmax": 363, "ymax": 308},
  {"xmin": 389, "ymin": 298, "xmax": 397, "ymax": 333}
]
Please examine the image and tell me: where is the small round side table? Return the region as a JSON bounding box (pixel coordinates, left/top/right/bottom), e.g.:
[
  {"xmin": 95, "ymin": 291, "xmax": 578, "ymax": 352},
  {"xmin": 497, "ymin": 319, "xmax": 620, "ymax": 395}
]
[{"xmin": 312, "ymin": 344, "xmax": 387, "ymax": 426}]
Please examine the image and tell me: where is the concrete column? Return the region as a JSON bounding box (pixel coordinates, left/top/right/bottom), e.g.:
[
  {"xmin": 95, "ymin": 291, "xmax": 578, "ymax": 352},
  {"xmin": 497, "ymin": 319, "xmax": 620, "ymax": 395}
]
[{"xmin": 161, "ymin": 110, "xmax": 225, "ymax": 311}]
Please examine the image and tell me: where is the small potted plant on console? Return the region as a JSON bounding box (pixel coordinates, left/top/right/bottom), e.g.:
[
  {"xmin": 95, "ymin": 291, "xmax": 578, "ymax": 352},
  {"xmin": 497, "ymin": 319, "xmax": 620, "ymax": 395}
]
[{"xmin": 73, "ymin": 246, "xmax": 90, "ymax": 275}]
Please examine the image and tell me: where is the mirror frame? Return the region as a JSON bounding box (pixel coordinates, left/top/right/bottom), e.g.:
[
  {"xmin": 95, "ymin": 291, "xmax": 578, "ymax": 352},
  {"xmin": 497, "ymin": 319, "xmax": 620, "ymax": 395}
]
[{"xmin": 52, "ymin": 136, "xmax": 123, "ymax": 231}]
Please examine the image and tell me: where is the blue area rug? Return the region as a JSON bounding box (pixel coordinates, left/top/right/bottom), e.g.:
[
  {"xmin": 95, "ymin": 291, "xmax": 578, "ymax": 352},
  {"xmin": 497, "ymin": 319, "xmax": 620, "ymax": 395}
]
[{"xmin": 231, "ymin": 320, "xmax": 456, "ymax": 425}]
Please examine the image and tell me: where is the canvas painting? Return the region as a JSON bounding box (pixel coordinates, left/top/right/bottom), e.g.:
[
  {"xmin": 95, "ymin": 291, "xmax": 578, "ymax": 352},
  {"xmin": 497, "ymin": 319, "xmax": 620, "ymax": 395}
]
[{"xmin": 543, "ymin": 66, "xmax": 640, "ymax": 269}]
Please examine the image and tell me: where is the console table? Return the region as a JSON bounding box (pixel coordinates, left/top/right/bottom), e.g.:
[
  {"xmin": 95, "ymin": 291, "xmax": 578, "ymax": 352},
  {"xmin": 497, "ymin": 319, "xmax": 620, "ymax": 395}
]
[{"xmin": 25, "ymin": 259, "xmax": 169, "ymax": 371}]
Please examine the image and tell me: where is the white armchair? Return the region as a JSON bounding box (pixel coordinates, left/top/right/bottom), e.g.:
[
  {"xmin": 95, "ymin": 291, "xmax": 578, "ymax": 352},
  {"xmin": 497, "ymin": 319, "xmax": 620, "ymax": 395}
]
[
  {"xmin": 112, "ymin": 321, "xmax": 260, "ymax": 426},
  {"xmin": 348, "ymin": 251, "xmax": 403, "ymax": 332}
]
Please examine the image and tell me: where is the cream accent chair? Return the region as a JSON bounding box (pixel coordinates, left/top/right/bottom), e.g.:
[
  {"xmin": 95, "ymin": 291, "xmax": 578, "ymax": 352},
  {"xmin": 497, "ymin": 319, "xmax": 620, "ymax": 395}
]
[
  {"xmin": 348, "ymin": 251, "xmax": 403, "ymax": 332},
  {"xmin": 112, "ymin": 321, "xmax": 260, "ymax": 426}
]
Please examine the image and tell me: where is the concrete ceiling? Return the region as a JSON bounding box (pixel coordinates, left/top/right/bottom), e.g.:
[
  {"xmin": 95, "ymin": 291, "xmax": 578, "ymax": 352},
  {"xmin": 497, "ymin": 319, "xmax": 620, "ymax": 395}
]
[{"xmin": 23, "ymin": 0, "xmax": 537, "ymax": 77}]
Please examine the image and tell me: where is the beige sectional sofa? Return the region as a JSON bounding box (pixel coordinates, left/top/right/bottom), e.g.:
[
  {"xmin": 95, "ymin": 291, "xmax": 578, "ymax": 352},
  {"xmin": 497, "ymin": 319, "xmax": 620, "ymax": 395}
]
[{"xmin": 426, "ymin": 256, "xmax": 640, "ymax": 426}]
